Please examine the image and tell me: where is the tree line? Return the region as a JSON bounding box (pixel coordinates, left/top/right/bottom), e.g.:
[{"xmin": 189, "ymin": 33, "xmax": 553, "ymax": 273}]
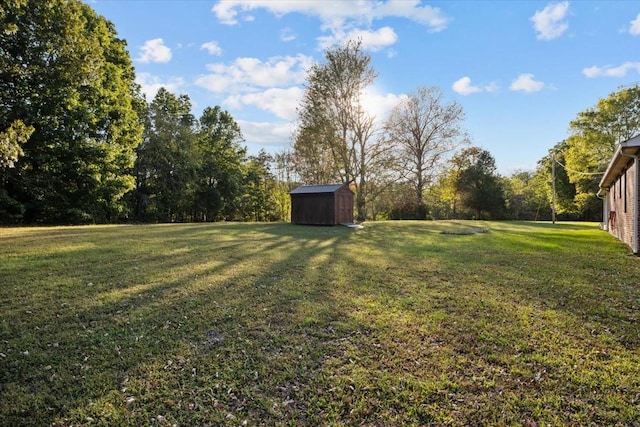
[
  {"xmin": 1, "ymin": 0, "xmax": 288, "ymax": 224},
  {"xmin": 2, "ymin": 1, "xmax": 638, "ymax": 225}
]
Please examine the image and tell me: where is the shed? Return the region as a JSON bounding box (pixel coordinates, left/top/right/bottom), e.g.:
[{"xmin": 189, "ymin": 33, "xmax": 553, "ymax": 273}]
[
  {"xmin": 598, "ymin": 134, "xmax": 640, "ymax": 254},
  {"xmin": 289, "ymin": 183, "xmax": 354, "ymax": 225}
]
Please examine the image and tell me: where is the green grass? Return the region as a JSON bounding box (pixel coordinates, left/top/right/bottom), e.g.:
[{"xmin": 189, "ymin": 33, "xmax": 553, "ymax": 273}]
[{"xmin": 1, "ymin": 221, "xmax": 639, "ymax": 426}]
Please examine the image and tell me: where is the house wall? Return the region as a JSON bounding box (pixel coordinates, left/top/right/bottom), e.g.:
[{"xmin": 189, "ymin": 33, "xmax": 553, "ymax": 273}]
[{"xmin": 606, "ymin": 158, "xmax": 638, "ymax": 252}]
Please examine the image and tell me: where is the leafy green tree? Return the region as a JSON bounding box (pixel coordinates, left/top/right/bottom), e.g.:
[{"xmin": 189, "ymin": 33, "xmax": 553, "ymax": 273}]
[
  {"xmin": 239, "ymin": 151, "xmax": 275, "ymax": 222},
  {"xmin": 503, "ymin": 171, "xmax": 547, "ymax": 220},
  {"xmin": 195, "ymin": 106, "xmax": 246, "ymax": 221},
  {"xmin": 534, "ymin": 144, "xmax": 579, "ymax": 220},
  {"xmin": 0, "ymin": 0, "xmax": 142, "ymax": 223},
  {"xmin": 134, "ymin": 93, "xmax": 250, "ymax": 223},
  {"xmin": 454, "ymin": 147, "xmax": 506, "ymax": 219},
  {"xmin": 135, "ymin": 88, "xmax": 197, "ymax": 222},
  {"xmin": 428, "ymin": 147, "xmax": 476, "ymax": 219},
  {"xmin": 0, "ymin": 120, "xmax": 33, "ymax": 168},
  {"xmin": 562, "ymin": 84, "xmax": 640, "ymax": 220}
]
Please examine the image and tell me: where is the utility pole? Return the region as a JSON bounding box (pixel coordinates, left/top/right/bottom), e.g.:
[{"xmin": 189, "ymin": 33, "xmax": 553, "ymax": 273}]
[{"xmin": 551, "ymin": 153, "xmax": 556, "ymax": 224}]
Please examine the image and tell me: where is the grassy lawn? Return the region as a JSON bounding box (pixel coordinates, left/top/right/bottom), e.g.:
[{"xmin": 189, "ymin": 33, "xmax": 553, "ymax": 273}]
[{"xmin": 1, "ymin": 221, "xmax": 639, "ymax": 426}]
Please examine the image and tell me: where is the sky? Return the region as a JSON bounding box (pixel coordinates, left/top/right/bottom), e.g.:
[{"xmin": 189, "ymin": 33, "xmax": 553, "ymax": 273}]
[{"xmin": 86, "ymin": 0, "xmax": 640, "ymax": 175}]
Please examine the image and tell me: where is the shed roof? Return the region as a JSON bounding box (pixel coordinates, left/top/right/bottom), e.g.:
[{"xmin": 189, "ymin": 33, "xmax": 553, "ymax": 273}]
[
  {"xmin": 289, "ymin": 184, "xmax": 351, "ymax": 195},
  {"xmin": 599, "ymin": 134, "xmax": 640, "ymax": 194}
]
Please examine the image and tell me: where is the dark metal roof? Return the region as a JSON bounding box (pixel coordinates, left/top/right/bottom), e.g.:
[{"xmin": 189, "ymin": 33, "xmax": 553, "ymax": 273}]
[{"xmin": 289, "ymin": 184, "xmax": 349, "ymax": 195}]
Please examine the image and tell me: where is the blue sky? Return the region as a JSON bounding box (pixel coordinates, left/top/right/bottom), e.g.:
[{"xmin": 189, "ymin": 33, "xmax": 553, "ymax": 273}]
[{"xmin": 87, "ymin": 0, "xmax": 640, "ymax": 174}]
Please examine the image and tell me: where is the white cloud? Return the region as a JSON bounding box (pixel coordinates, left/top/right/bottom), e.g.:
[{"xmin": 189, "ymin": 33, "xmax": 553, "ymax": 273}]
[
  {"xmin": 280, "ymin": 28, "xmax": 297, "ymax": 42},
  {"xmin": 372, "ymin": 0, "xmax": 449, "ymax": 32},
  {"xmin": 484, "ymin": 82, "xmax": 500, "ymax": 93},
  {"xmin": 361, "ymin": 87, "xmax": 405, "ymax": 121},
  {"xmin": 195, "ymin": 54, "xmax": 314, "ymax": 93},
  {"xmin": 510, "ymin": 74, "xmax": 546, "ymax": 93},
  {"xmin": 135, "ymin": 73, "xmax": 185, "ymax": 100},
  {"xmin": 212, "ymin": 0, "xmax": 449, "ymax": 33},
  {"xmin": 318, "ymin": 26, "xmax": 399, "ymax": 51},
  {"xmin": 201, "ymin": 41, "xmax": 222, "ymax": 55},
  {"xmin": 452, "ymin": 77, "xmax": 482, "ymax": 96},
  {"xmin": 629, "ymin": 13, "xmax": 640, "ymax": 36},
  {"xmin": 530, "ymin": 1, "xmax": 570, "ymax": 41},
  {"xmin": 237, "ymin": 120, "xmax": 295, "ymax": 147},
  {"xmin": 137, "ymin": 38, "xmax": 172, "ymax": 63},
  {"xmin": 212, "ymin": 1, "xmax": 448, "ymax": 52},
  {"xmin": 452, "ymin": 77, "xmax": 499, "ymax": 96},
  {"xmin": 583, "ymin": 62, "xmax": 640, "ymax": 78},
  {"xmin": 225, "ymin": 87, "xmax": 304, "ymax": 120}
]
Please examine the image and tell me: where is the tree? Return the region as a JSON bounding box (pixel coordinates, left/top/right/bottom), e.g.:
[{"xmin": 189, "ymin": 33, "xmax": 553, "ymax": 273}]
[
  {"xmin": 135, "ymin": 88, "xmax": 197, "ymax": 222},
  {"xmin": 0, "ymin": 0, "xmax": 142, "ymax": 223},
  {"xmin": 294, "ymin": 39, "xmax": 378, "ymax": 220},
  {"xmin": 195, "ymin": 106, "xmax": 246, "ymax": 221},
  {"xmin": 503, "ymin": 171, "xmax": 546, "ymax": 220},
  {"xmin": 562, "ymin": 84, "xmax": 640, "ymax": 220},
  {"xmin": 454, "ymin": 147, "xmax": 506, "ymax": 219},
  {"xmin": 533, "ymin": 143, "xmax": 578, "ymax": 220},
  {"xmin": 240, "ymin": 150, "xmax": 286, "ymax": 222},
  {"xmin": 133, "ymin": 93, "xmax": 251, "ymax": 223},
  {"xmin": 272, "ymin": 149, "xmax": 297, "ymax": 187},
  {"xmin": 0, "ymin": 120, "xmax": 33, "ymax": 168},
  {"xmin": 383, "ymin": 86, "xmax": 469, "ymax": 210}
]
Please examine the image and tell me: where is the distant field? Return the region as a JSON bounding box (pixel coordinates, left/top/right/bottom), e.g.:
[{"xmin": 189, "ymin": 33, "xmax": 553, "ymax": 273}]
[{"xmin": 1, "ymin": 221, "xmax": 639, "ymax": 426}]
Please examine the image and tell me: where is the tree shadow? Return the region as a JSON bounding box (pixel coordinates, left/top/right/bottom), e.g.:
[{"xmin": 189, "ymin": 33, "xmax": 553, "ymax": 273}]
[
  {"xmin": 1, "ymin": 220, "xmax": 639, "ymax": 425},
  {"xmin": 0, "ymin": 222, "xmax": 360, "ymax": 425}
]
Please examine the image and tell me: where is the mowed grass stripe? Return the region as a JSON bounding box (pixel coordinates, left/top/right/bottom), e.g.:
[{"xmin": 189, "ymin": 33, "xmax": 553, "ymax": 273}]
[{"xmin": 0, "ymin": 221, "xmax": 638, "ymax": 426}]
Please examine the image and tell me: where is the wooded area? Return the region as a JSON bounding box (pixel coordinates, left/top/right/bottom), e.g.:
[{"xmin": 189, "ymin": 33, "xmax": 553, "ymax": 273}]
[{"xmin": 2, "ymin": 1, "xmax": 639, "ymax": 224}]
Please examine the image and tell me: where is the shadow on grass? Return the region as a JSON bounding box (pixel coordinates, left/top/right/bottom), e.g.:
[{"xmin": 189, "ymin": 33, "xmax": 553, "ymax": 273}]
[
  {"xmin": 1, "ymin": 220, "xmax": 639, "ymax": 425},
  {"xmin": 326, "ymin": 220, "xmax": 640, "ymax": 423},
  {"xmin": 0, "ymin": 223, "xmax": 362, "ymax": 425}
]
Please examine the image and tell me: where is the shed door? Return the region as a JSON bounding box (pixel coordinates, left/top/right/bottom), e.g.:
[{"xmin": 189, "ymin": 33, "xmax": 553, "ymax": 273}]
[{"xmin": 335, "ymin": 192, "xmax": 353, "ymax": 224}]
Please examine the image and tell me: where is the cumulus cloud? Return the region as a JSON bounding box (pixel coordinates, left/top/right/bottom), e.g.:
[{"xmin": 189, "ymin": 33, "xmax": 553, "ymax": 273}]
[
  {"xmin": 510, "ymin": 74, "xmax": 546, "ymax": 93},
  {"xmin": 371, "ymin": 0, "xmax": 449, "ymax": 31},
  {"xmin": 212, "ymin": 0, "xmax": 449, "ymax": 49},
  {"xmin": 137, "ymin": 38, "xmax": 172, "ymax": 63},
  {"xmin": 195, "ymin": 54, "xmax": 314, "ymax": 93},
  {"xmin": 135, "ymin": 73, "xmax": 185, "ymax": 100},
  {"xmin": 318, "ymin": 26, "xmax": 398, "ymax": 51},
  {"xmin": 582, "ymin": 62, "xmax": 640, "ymax": 78},
  {"xmin": 201, "ymin": 41, "xmax": 222, "ymax": 55},
  {"xmin": 530, "ymin": 1, "xmax": 570, "ymax": 40},
  {"xmin": 629, "ymin": 13, "xmax": 640, "ymax": 36},
  {"xmin": 452, "ymin": 77, "xmax": 498, "ymax": 96},
  {"xmin": 237, "ymin": 120, "xmax": 296, "ymax": 147},
  {"xmin": 452, "ymin": 77, "xmax": 482, "ymax": 96},
  {"xmin": 361, "ymin": 88, "xmax": 405, "ymax": 121},
  {"xmin": 225, "ymin": 87, "xmax": 304, "ymax": 121},
  {"xmin": 213, "ymin": 0, "xmax": 448, "ymax": 30}
]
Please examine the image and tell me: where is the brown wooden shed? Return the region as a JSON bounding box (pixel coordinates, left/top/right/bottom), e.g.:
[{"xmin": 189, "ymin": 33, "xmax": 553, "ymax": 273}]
[{"xmin": 289, "ymin": 184, "xmax": 354, "ymax": 225}]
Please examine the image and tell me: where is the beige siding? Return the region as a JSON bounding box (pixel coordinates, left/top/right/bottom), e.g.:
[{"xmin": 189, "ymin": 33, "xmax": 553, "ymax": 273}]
[{"xmin": 606, "ymin": 158, "xmax": 638, "ymax": 252}]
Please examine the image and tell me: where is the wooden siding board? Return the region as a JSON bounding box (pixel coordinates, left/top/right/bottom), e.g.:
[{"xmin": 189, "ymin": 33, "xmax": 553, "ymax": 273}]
[{"xmin": 289, "ymin": 183, "xmax": 353, "ymax": 225}]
